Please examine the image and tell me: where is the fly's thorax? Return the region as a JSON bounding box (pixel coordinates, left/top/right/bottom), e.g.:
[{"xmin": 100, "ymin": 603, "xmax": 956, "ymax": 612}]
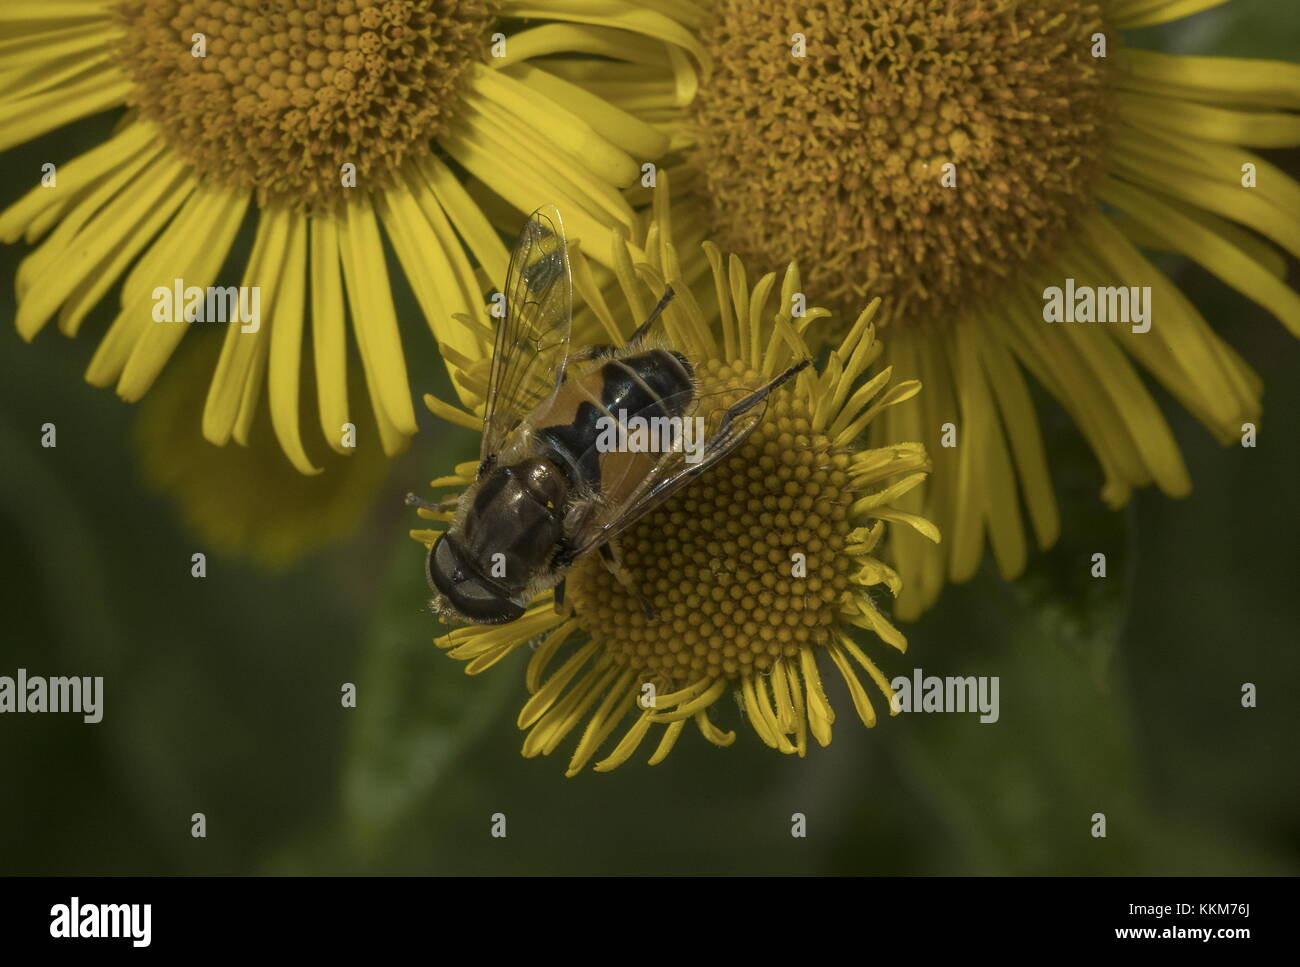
[{"xmin": 455, "ymin": 457, "xmax": 569, "ymax": 595}]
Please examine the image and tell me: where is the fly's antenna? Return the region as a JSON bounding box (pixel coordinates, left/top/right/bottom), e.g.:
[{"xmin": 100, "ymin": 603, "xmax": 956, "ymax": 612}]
[{"xmin": 406, "ymin": 493, "xmax": 458, "ymax": 513}]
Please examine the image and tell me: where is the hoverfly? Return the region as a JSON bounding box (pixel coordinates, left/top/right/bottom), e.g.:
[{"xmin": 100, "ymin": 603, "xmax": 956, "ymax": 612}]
[{"xmin": 415, "ymin": 206, "xmax": 807, "ymax": 625}]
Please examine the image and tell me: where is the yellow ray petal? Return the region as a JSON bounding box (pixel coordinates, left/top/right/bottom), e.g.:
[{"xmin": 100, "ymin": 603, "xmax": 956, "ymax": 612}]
[
  {"xmin": 800, "ymin": 648, "xmax": 834, "ymax": 748},
  {"xmin": 1112, "ymin": 0, "xmax": 1229, "ymax": 29},
  {"xmin": 470, "ymin": 62, "xmax": 639, "ymax": 187},
  {"xmin": 646, "ymin": 719, "xmax": 686, "ymax": 765},
  {"xmin": 423, "ymin": 392, "xmax": 482, "ymax": 431},
  {"xmin": 913, "ymin": 335, "xmax": 965, "ymax": 577},
  {"xmin": 1001, "ymin": 284, "xmax": 1146, "ymax": 505},
  {"xmin": 565, "ymin": 673, "xmax": 637, "ymax": 775},
  {"xmin": 505, "ymin": 62, "xmax": 668, "ymax": 160},
  {"xmin": 0, "ymin": 2, "xmax": 109, "ymax": 21},
  {"xmin": 0, "ymin": 120, "xmax": 156, "ymax": 245},
  {"xmin": 18, "ymin": 150, "xmax": 186, "ymax": 342},
  {"xmin": 876, "ymin": 330, "xmax": 945, "ymax": 618},
  {"xmin": 534, "ymin": 662, "xmax": 622, "ymax": 757},
  {"xmin": 951, "ymin": 323, "xmax": 1027, "ymax": 580},
  {"xmin": 502, "ymin": 0, "xmax": 711, "ymax": 78},
  {"xmin": 266, "ymin": 213, "xmax": 319, "ymax": 474},
  {"xmin": 1047, "ymin": 290, "xmax": 1192, "ymax": 497},
  {"xmin": 17, "ymin": 134, "xmax": 165, "ymax": 299},
  {"xmin": 338, "ymin": 198, "xmax": 418, "ymax": 443},
  {"xmin": 836, "ymin": 632, "xmax": 900, "ymax": 710},
  {"xmin": 1099, "ymin": 176, "xmax": 1300, "ymax": 337},
  {"xmin": 490, "ymin": 22, "xmax": 670, "ymax": 70},
  {"xmin": 454, "ymin": 94, "xmax": 635, "ymax": 233},
  {"xmin": 203, "ymin": 208, "xmax": 288, "ymax": 446},
  {"xmin": 693, "ymin": 709, "xmax": 735, "ymax": 747},
  {"xmin": 116, "ymin": 186, "xmax": 249, "ymax": 398},
  {"xmin": 518, "ymin": 640, "xmax": 601, "ymax": 729},
  {"xmin": 1112, "ymin": 129, "xmax": 1300, "ymax": 259},
  {"xmin": 308, "ymin": 215, "xmax": 350, "ymax": 455},
  {"xmin": 419, "ymin": 153, "xmax": 510, "ymax": 293},
  {"xmin": 1118, "ymin": 89, "xmax": 1300, "ymax": 148},
  {"xmin": 57, "ymin": 172, "xmax": 194, "ymax": 339},
  {"xmin": 379, "ymin": 168, "xmax": 486, "ymax": 408},
  {"xmin": 593, "ymin": 709, "xmax": 655, "ymax": 772},
  {"xmin": 1078, "ymin": 212, "xmax": 1262, "ymax": 431},
  {"xmin": 826, "ymin": 641, "xmax": 877, "ymax": 728},
  {"xmin": 0, "ymin": 20, "xmax": 110, "ymax": 69},
  {"xmin": 649, "ymin": 678, "xmax": 727, "ymax": 723},
  {"xmin": 0, "ymin": 47, "xmax": 114, "ymax": 103},
  {"xmin": 976, "ymin": 322, "xmax": 1059, "ymax": 550},
  {"xmin": 0, "ymin": 72, "xmax": 129, "ymax": 153},
  {"xmin": 1117, "ymin": 49, "xmax": 1300, "ymax": 109}
]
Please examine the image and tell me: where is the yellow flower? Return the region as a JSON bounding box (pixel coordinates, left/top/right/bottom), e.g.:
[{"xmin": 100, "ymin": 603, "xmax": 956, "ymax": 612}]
[
  {"xmin": 411, "ymin": 185, "xmax": 937, "ymax": 774},
  {"xmin": 574, "ymin": 0, "xmax": 1300, "ymax": 618},
  {"xmin": 134, "ymin": 331, "xmax": 390, "ymax": 568},
  {"xmin": 0, "ymin": 0, "xmax": 705, "ymax": 473}
]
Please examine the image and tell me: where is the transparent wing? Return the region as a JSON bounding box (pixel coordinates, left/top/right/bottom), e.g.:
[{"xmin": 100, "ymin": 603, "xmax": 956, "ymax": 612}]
[
  {"xmin": 565, "ymin": 378, "xmax": 773, "ymax": 560},
  {"xmin": 479, "ymin": 206, "xmax": 572, "ymax": 471}
]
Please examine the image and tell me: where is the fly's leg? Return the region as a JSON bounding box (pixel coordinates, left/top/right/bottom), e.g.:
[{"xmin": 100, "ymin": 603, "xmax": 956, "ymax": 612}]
[
  {"xmin": 626, "ymin": 286, "xmax": 675, "ymax": 347},
  {"xmin": 709, "ymin": 358, "xmax": 811, "ymax": 445},
  {"xmin": 559, "ymin": 287, "xmax": 675, "ymax": 381},
  {"xmin": 554, "ymin": 577, "xmax": 574, "ymax": 618},
  {"xmin": 599, "ymin": 541, "xmax": 656, "ymax": 622}
]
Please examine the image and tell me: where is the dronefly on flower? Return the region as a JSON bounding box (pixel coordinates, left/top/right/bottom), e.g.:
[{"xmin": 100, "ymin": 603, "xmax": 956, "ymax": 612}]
[
  {"xmin": 0, "ymin": 0, "xmax": 704, "ymax": 471},
  {"xmin": 571, "ymin": 0, "xmax": 1300, "ymax": 618},
  {"xmin": 410, "ymin": 193, "xmax": 938, "ymax": 775}
]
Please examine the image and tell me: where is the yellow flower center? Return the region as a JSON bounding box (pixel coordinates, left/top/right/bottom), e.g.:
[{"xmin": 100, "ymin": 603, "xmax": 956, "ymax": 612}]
[
  {"xmin": 114, "ymin": 0, "xmax": 497, "ymax": 206},
  {"xmin": 691, "ymin": 0, "xmax": 1113, "ymax": 326},
  {"xmin": 566, "ymin": 360, "xmax": 854, "ymax": 686}
]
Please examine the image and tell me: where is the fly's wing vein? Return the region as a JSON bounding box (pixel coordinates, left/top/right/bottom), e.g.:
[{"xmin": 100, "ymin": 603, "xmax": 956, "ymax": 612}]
[{"xmin": 479, "ymin": 205, "xmax": 572, "ymax": 469}]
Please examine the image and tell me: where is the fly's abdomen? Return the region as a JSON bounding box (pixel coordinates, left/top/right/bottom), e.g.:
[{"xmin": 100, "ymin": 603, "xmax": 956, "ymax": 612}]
[
  {"xmin": 531, "ymin": 349, "xmax": 694, "ymax": 489},
  {"xmin": 610, "ymin": 349, "xmax": 694, "ymax": 416}
]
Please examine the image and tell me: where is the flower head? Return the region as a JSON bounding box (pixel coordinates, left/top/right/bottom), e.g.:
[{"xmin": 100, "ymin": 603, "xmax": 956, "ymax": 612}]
[
  {"xmin": 114, "ymin": 0, "xmax": 498, "ymax": 207},
  {"xmin": 692, "ymin": 0, "xmax": 1112, "ymax": 324},
  {"xmin": 0, "ymin": 0, "xmax": 704, "ymax": 477},
  {"xmin": 412, "ymin": 184, "xmax": 937, "ymax": 773},
  {"xmin": 574, "ymin": 0, "xmax": 1300, "ymax": 618}
]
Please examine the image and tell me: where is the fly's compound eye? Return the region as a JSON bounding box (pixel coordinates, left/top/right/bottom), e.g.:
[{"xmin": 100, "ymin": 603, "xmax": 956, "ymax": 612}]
[
  {"xmin": 428, "ymin": 536, "xmax": 463, "ymax": 589},
  {"xmin": 425, "ymin": 541, "xmax": 440, "ymax": 592},
  {"xmin": 427, "ymin": 534, "xmax": 524, "ymax": 624}
]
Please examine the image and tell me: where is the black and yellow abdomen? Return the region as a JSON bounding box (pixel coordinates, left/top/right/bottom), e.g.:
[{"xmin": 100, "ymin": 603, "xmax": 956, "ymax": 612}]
[{"xmin": 530, "ymin": 348, "xmax": 694, "ymax": 489}]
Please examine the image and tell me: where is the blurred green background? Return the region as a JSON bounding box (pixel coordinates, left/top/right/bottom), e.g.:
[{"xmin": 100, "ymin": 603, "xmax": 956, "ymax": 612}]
[{"xmin": 1, "ymin": 0, "xmax": 1297, "ymax": 875}]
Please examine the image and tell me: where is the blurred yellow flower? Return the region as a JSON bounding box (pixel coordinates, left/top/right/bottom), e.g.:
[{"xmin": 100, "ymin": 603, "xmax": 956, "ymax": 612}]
[{"xmin": 134, "ymin": 332, "xmax": 391, "ymax": 568}]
